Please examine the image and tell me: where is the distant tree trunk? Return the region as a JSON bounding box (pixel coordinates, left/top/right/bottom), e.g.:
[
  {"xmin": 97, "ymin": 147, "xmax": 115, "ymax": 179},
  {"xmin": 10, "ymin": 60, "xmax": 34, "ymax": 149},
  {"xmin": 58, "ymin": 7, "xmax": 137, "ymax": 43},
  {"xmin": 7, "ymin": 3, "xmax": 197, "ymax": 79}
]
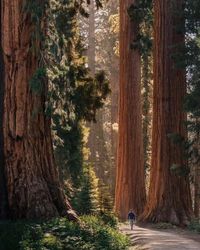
[
  {"xmin": 142, "ymin": 52, "xmax": 153, "ymax": 176},
  {"xmin": 87, "ymin": 0, "xmax": 110, "ymax": 185},
  {"xmin": 87, "ymin": 0, "xmax": 96, "ymax": 164},
  {"xmin": 141, "ymin": 0, "xmax": 193, "ymax": 225},
  {"xmin": 1, "ymin": 0, "xmax": 76, "ymax": 220},
  {"xmin": 88, "ymin": 0, "xmax": 95, "ymax": 76},
  {"xmin": 115, "ymin": 0, "xmax": 146, "ymax": 220}
]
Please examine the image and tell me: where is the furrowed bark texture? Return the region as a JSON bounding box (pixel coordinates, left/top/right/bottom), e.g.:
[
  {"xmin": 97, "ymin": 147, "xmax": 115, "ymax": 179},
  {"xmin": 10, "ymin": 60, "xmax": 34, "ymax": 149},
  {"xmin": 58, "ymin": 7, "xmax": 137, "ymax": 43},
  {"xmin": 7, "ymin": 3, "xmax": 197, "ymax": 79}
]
[
  {"xmin": 141, "ymin": 0, "xmax": 193, "ymax": 225},
  {"xmin": 115, "ymin": 0, "xmax": 146, "ymax": 220},
  {"xmin": 110, "ymin": 69, "xmax": 119, "ymax": 195},
  {"xmin": 194, "ymin": 164, "xmax": 200, "ymax": 218},
  {"xmin": 194, "ymin": 135, "xmax": 200, "ymax": 219},
  {"xmin": 0, "ymin": 0, "xmax": 9, "ymax": 219},
  {"xmin": 1, "ymin": 0, "xmax": 76, "ymax": 219}
]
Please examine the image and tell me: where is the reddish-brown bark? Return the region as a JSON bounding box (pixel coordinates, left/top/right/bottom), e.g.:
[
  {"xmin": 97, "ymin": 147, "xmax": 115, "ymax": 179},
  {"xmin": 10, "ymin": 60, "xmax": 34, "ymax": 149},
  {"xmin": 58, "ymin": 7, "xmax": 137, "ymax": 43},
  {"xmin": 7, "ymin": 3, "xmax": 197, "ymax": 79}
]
[
  {"xmin": 1, "ymin": 0, "xmax": 76, "ymax": 220},
  {"xmin": 141, "ymin": 0, "xmax": 193, "ymax": 225},
  {"xmin": 115, "ymin": 0, "xmax": 146, "ymax": 220},
  {"xmin": 0, "ymin": 0, "xmax": 8, "ymax": 219},
  {"xmin": 193, "ymin": 136, "xmax": 200, "ymax": 218},
  {"xmin": 194, "ymin": 164, "xmax": 200, "ymax": 218}
]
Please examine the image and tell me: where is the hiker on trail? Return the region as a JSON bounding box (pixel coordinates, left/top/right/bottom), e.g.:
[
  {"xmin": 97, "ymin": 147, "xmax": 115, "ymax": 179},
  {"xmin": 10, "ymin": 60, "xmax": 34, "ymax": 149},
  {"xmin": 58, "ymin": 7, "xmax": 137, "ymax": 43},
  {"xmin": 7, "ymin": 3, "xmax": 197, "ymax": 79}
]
[{"xmin": 128, "ymin": 209, "xmax": 136, "ymax": 230}]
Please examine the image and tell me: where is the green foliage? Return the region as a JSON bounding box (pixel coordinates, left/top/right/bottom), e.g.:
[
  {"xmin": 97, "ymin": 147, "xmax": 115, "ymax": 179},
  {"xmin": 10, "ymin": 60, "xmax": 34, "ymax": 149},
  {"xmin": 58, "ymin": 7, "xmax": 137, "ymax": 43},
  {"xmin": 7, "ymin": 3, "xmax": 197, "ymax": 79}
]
[
  {"xmin": 0, "ymin": 221, "xmax": 28, "ymax": 250},
  {"xmin": 23, "ymin": 0, "xmax": 48, "ymax": 54},
  {"xmin": 170, "ymin": 164, "xmax": 190, "ymax": 177},
  {"xmin": 23, "ymin": 0, "xmax": 48, "ymax": 24},
  {"xmin": 99, "ymin": 181, "xmax": 114, "ymax": 213},
  {"xmin": 0, "ymin": 217, "xmax": 129, "ymax": 250},
  {"xmin": 72, "ymin": 71, "xmax": 110, "ymax": 122},
  {"xmin": 73, "ymin": 165, "xmax": 100, "ymax": 215},
  {"xmin": 29, "ymin": 68, "xmax": 46, "ymax": 94},
  {"xmin": 128, "ymin": 0, "xmax": 153, "ymax": 54},
  {"xmin": 42, "ymin": 0, "xmax": 110, "ymax": 190},
  {"xmin": 188, "ymin": 219, "xmax": 200, "ymax": 233},
  {"xmin": 167, "ymin": 133, "xmax": 185, "ymax": 145},
  {"xmin": 167, "ymin": 133, "xmax": 191, "ymax": 177},
  {"xmin": 80, "ymin": 216, "xmax": 129, "ymax": 249},
  {"xmin": 54, "ymin": 120, "xmax": 84, "ymax": 187},
  {"xmin": 99, "ymin": 212, "xmax": 118, "ymax": 228},
  {"xmin": 183, "ymin": 0, "xmax": 200, "ymax": 167},
  {"xmin": 128, "ymin": 0, "xmax": 152, "ymax": 24}
]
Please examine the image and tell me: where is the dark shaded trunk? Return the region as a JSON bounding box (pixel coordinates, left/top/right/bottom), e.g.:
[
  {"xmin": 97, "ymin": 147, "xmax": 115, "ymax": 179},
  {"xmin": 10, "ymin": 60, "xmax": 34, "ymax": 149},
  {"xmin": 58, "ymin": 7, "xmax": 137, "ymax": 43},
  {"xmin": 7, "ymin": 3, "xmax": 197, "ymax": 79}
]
[
  {"xmin": 1, "ymin": 0, "xmax": 76, "ymax": 220},
  {"xmin": 0, "ymin": 0, "xmax": 9, "ymax": 219}
]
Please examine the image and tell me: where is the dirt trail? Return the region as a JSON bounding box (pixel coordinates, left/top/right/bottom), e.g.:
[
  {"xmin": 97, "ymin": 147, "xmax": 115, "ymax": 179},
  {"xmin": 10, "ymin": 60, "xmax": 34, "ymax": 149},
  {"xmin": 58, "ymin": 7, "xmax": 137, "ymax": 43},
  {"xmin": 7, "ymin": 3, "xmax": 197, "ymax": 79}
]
[{"xmin": 120, "ymin": 224, "xmax": 200, "ymax": 250}]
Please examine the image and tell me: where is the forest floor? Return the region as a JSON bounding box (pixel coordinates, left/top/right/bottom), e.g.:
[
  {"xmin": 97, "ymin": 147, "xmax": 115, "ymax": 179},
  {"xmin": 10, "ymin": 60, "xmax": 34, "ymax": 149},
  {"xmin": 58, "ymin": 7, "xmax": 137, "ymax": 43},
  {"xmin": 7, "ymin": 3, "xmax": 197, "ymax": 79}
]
[{"xmin": 120, "ymin": 223, "xmax": 200, "ymax": 250}]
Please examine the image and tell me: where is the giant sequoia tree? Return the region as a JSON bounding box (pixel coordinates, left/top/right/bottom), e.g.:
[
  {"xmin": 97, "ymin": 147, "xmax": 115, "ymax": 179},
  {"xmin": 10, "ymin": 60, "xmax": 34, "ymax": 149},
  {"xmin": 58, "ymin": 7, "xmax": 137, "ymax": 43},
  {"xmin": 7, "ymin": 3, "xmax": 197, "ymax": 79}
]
[
  {"xmin": 141, "ymin": 0, "xmax": 193, "ymax": 225},
  {"xmin": 0, "ymin": 0, "xmax": 77, "ymax": 219},
  {"xmin": 115, "ymin": 0, "xmax": 146, "ymax": 220}
]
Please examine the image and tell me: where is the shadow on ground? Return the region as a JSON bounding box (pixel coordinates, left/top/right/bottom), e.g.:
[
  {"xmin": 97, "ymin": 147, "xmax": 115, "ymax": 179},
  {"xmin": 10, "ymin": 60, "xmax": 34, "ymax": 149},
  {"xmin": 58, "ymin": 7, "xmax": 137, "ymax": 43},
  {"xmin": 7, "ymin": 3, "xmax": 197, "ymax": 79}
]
[{"xmin": 120, "ymin": 224, "xmax": 200, "ymax": 250}]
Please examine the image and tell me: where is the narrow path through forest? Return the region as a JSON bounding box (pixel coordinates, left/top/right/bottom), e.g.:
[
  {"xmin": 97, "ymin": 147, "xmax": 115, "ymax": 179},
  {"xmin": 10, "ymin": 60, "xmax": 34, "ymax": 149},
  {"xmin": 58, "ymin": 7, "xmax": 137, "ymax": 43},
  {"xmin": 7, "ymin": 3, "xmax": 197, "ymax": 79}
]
[{"xmin": 120, "ymin": 224, "xmax": 200, "ymax": 250}]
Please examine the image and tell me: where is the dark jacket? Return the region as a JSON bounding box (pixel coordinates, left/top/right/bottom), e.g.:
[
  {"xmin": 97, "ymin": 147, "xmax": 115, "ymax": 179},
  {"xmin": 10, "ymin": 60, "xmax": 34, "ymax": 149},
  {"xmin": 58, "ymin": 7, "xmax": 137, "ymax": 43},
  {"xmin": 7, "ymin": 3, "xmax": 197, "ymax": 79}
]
[{"xmin": 128, "ymin": 212, "xmax": 136, "ymax": 220}]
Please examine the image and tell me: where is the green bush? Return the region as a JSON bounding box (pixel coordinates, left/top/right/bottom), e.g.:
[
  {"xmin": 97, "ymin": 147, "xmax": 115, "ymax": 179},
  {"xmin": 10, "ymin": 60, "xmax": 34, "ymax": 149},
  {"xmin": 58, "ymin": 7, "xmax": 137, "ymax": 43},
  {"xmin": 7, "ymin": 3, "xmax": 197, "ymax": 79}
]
[
  {"xmin": 0, "ymin": 221, "xmax": 28, "ymax": 250},
  {"xmin": 80, "ymin": 216, "xmax": 129, "ymax": 250},
  {"xmin": 0, "ymin": 216, "xmax": 129, "ymax": 250},
  {"xmin": 99, "ymin": 212, "xmax": 118, "ymax": 228},
  {"xmin": 188, "ymin": 219, "xmax": 200, "ymax": 233}
]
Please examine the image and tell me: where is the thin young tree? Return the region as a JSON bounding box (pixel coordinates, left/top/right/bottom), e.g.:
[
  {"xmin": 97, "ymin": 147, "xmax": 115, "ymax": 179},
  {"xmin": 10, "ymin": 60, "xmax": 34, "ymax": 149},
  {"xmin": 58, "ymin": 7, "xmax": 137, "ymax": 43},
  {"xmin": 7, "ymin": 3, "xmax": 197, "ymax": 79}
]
[
  {"xmin": 115, "ymin": 0, "xmax": 146, "ymax": 220},
  {"xmin": 141, "ymin": 0, "xmax": 193, "ymax": 225}
]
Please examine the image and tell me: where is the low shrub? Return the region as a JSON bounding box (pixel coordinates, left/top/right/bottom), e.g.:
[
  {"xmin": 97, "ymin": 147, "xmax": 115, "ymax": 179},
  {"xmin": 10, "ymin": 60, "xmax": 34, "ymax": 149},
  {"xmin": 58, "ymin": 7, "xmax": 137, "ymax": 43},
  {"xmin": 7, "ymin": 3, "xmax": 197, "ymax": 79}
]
[
  {"xmin": 0, "ymin": 221, "xmax": 28, "ymax": 250},
  {"xmin": 0, "ymin": 216, "xmax": 129, "ymax": 250},
  {"xmin": 99, "ymin": 211, "xmax": 118, "ymax": 228},
  {"xmin": 188, "ymin": 219, "xmax": 200, "ymax": 233}
]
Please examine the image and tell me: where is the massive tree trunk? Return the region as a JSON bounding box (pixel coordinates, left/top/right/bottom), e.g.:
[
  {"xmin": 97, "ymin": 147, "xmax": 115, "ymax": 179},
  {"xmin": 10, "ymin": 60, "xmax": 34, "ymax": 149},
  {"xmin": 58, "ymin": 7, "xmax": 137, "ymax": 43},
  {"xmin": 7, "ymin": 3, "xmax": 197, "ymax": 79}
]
[
  {"xmin": 141, "ymin": 0, "xmax": 193, "ymax": 225},
  {"xmin": 0, "ymin": 0, "xmax": 9, "ymax": 219},
  {"xmin": 194, "ymin": 163, "xmax": 200, "ymax": 219},
  {"xmin": 110, "ymin": 69, "xmax": 119, "ymax": 195},
  {"xmin": 193, "ymin": 132, "xmax": 200, "ymax": 219},
  {"xmin": 1, "ymin": 0, "xmax": 76, "ymax": 220},
  {"xmin": 115, "ymin": 0, "xmax": 146, "ymax": 220}
]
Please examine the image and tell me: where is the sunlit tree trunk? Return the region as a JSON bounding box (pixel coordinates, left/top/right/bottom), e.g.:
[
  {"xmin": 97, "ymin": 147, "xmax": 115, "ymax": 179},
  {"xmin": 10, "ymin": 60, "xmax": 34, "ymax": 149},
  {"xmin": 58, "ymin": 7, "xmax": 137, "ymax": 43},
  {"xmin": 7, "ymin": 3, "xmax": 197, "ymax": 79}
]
[
  {"xmin": 1, "ymin": 0, "xmax": 76, "ymax": 220},
  {"xmin": 115, "ymin": 0, "xmax": 146, "ymax": 220},
  {"xmin": 87, "ymin": 0, "xmax": 110, "ymax": 186},
  {"xmin": 88, "ymin": 0, "xmax": 95, "ymax": 76},
  {"xmin": 110, "ymin": 69, "xmax": 119, "ymax": 195},
  {"xmin": 142, "ymin": 52, "xmax": 153, "ymax": 174},
  {"xmin": 87, "ymin": 0, "xmax": 96, "ymax": 164},
  {"xmin": 141, "ymin": 0, "xmax": 193, "ymax": 225}
]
